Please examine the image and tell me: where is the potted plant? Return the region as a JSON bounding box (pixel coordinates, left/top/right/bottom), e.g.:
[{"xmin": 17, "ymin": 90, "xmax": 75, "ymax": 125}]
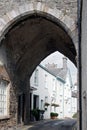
[
  {"xmin": 31, "ymin": 109, "xmax": 40, "ymax": 121},
  {"xmin": 51, "ymin": 103, "xmax": 59, "ymax": 107},
  {"xmin": 50, "ymin": 112, "xmax": 55, "ymax": 119},
  {"xmin": 31, "ymin": 109, "xmax": 45, "ymax": 121},
  {"xmin": 55, "ymin": 113, "xmax": 58, "ymax": 118},
  {"xmin": 50, "ymin": 112, "xmax": 58, "ymax": 119},
  {"xmin": 44, "ymin": 102, "xmax": 50, "ymax": 107}
]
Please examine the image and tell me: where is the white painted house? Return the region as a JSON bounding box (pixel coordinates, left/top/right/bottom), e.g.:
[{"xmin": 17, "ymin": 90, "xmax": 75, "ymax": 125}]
[
  {"xmin": 71, "ymin": 83, "xmax": 77, "ymax": 117},
  {"xmin": 30, "ymin": 57, "xmax": 77, "ymax": 119}
]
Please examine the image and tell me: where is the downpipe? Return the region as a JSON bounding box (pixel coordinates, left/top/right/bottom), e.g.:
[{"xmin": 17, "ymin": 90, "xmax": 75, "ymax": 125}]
[{"xmin": 77, "ymin": 0, "xmax": 83, "ymax": 130}]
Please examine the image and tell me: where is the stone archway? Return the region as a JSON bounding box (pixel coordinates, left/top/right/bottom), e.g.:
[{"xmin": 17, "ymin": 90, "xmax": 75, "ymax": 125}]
[{"xmin": 0, "ymin": 2, "xmax": 77, "ymax": 127}]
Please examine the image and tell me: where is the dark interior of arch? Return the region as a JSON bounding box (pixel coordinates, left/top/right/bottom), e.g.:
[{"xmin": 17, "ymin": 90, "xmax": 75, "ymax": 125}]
[{"xmin": 2, "ymin": 15, "xmax": 76, "ymax": 81}]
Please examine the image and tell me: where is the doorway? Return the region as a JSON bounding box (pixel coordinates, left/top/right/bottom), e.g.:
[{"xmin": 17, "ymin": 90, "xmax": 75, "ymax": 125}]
[{"xmin": 18, "ymin": 94, "xmax": 25, "ymax": 124}]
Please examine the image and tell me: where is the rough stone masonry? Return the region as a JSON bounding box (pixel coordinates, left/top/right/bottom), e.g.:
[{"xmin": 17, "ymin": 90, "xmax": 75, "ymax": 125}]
[
  {"xmin": 0, "ymin": 0, "xmax": 77, "ymax": 20},
  {"xmin": 0, "ymin": 0, "xmax": 77, "ymax": 129}
]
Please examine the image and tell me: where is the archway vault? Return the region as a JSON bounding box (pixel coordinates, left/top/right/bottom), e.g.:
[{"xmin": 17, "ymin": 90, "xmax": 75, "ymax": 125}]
[{"xmin": 0, "ymin": 2, "xmax": 77, "ymax": 81}]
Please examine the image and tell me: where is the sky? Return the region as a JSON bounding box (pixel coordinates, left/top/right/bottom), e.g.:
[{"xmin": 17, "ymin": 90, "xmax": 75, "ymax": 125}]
[{"xmin": 40, "ymin": 51, "xmax": 77, "ymax": 84}]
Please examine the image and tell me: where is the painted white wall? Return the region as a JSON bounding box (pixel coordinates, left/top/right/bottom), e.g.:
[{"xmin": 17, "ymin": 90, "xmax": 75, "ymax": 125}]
[
  {"xmin": 30, "ymin": 65, "xmax": 77, "ymax": 119},
  {"xmin": 30, "ymin": 66, "xmax": 56, "ymax": 119},
  {"xmin": 71, "ymin": 84, "xmax": 77, "ymax": 117},
  {"xmin": 64, "ymin": 70, "xmax": 72, "ymax": 118},
  {"xmin": 56, "ymin": 80, "xmax": 64, "ymax": 118}
]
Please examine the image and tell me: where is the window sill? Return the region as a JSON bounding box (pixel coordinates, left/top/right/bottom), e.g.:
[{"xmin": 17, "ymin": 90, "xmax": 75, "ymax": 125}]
[{"xmin": 0, "ymin": 116, "xmax": 10, "ymax": 120}]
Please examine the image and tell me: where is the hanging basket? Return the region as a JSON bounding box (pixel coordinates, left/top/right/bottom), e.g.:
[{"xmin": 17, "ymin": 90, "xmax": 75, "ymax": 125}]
[
  {"xmin": 44, "ymin": 102, "xmax": 50, "ymax": 106},
  {"xmin": 51, "ymin": 103, "xmax": 59, "ymax": 107}
]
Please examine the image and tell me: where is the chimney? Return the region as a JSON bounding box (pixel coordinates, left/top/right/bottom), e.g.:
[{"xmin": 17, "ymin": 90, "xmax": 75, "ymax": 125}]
[{"xmin": 63, "ymin": 57, "xmax": 67, "ymax": 70}]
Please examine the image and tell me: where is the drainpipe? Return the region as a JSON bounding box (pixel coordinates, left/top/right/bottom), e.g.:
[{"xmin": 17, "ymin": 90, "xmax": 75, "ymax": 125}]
[{"xmin": 77, "ymin": 0, "xmax": 83, "ymax": 130}]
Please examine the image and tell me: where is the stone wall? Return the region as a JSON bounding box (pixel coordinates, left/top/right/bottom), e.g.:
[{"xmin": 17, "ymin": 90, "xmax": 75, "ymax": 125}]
[
  {"xmin": 0, "ymin": 83, "xmax": 18, "ymax": 130},
  {"xmin": 0, "ymin": 0, "xmax": 77, "ymax": 21}
]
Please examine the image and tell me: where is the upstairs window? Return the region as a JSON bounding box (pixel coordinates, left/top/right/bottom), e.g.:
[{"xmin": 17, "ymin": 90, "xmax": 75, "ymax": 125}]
[
  {"xmin": 41, "ymin": 99, "xmax": 44, "ymax": 110},
  {"xmin": 52, "ymin": 79, "xmax": 56, "ymax": 91},
  {"xmin": 45, "ymin": 74, "xmax": 48, "ymax": 89},
  {"xmin": 45, "ymin": 96, "xmax": 48, "ymax": 102},
  {"xmin": 34, "ymin": 69, "xmax": 39, "ymax": 86}
]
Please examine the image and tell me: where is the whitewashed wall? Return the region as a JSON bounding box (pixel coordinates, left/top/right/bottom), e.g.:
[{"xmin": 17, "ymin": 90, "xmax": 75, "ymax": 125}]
[{"xmin": 30, "ymin": 65, "xmax": 76, "ymax": 119}]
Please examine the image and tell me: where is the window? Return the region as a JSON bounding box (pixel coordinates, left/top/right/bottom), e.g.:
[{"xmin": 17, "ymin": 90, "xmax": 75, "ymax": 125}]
[
  {"xmin": 0, "ymin": 80, "xmax": 8, "ymax": 116},
  {"xmin": 53, "ymin": 79, "xmax": 56, "ymax": 91},
  {"xmin": 45, "ymin": 74, "xmax": 48, "ymax": 88},
  {"xmin": 34, "ymin": 69, "xmax": 39, "ymax": 86},
  {"xmin": 41, "ymin": 100, "xmax": 44, "ymax": 110},
  {"xmin": 45, "ymin": 96, "xmax": 48, "ymax": 102}
]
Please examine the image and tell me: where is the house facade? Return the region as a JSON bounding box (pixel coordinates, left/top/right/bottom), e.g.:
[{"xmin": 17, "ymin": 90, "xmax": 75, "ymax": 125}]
[
  {"xmin": 30, "ymin": 57, "xmax": 77, "ymax": 119},
  {"xmin": 30, "ymin": 65, "xmax": 62, "ymax": 119}
]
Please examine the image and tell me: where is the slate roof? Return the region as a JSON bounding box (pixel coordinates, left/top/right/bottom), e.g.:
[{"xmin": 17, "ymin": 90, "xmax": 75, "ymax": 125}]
[
  {"xmin": 45, "ymin": 64, "xmax": 73, "ymax": 87},
  {"xmin": 45, "ymin": 67, "xmax": 67, "ymax": 81},
  {"xmin": 39, "ymin": 64, "xmax": 65, "ymax": 83}
]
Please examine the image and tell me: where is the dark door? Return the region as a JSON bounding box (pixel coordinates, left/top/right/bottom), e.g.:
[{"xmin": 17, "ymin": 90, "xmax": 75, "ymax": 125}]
[{"xmin": 18, "ymin": 94, "xmax": 25, "ymax": 124}]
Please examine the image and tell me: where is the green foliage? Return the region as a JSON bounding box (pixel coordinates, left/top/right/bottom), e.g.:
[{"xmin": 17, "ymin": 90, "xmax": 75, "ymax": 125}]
[
  {"xmin": 31, "ymin": 109, "xmax": 45, "ymax": 121},
  {"xmin": 44, "ymin": 102, "xmax": 50, "ymax": 106},
  {"xmin": 72, "ymin": 112, "xmax": 77, "ymax": 118},
  {"xmin": 50, "ymin": 112, "xmax": 58, "ymax": 117},
  {"xmin": 31, "ymin": 109, "xmax": 38, "ymax": 116},
  {"xmin": 55, "ymin": 113, "xmax": 58, "ymax": 117},
  {"xmin": 31, "ymin": 109, "xmax": 39, "ymax": 121}
]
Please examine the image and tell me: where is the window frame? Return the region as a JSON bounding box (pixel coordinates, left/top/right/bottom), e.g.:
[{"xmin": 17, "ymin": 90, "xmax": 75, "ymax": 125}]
[{"xmin": 0, "ymin": 79, "xmax": 10, "ymax": 118}]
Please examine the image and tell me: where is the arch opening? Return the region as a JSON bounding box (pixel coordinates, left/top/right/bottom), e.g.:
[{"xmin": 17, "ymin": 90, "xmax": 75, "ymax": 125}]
[
  {"xmin": 30, "ymin": 51, "xmax": 77, "ymax": 123},
  {"xmin": 1, "ymin": 14, "xmax": 77, "ymax": 80},
  {"xmin": 0, "ymin": 12, "xmax": 77, "ymax": 126}
]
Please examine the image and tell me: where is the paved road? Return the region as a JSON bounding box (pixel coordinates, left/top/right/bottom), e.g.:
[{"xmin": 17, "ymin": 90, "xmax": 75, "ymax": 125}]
[
  {"xmin": 0, "ymin": 119, "xmax": 76, "ymax": 130},
  {"xmin": 20, "ymin": 119, "xmax": 77, "ymax": 130}
]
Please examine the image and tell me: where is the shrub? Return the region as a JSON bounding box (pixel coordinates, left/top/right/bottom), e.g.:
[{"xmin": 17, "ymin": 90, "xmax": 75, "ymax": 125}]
[
  {"xmin": 72, "ymin": 112, "xmax": 77, "ymax": 118},
  {"xmin": 44, "ymin": 102, "xmax": 50, "ymax": 106},
  {"xmin": 50, "ymin": 112, "xmax": 58, "ymax": 117},
  {"xmin": 31, "ymin": 109, "xmax": 45, "ymax": 121},
  {"xmin": 50, "ymin": 112, "xmax": 55, "ymax": 117},
  {"xmin": 55, "ymin": 113, "xmax": 58, "ymax": 117},
  {"xmin": 31, "ymin": 109, "xmax": 39, "ymax": 121}
]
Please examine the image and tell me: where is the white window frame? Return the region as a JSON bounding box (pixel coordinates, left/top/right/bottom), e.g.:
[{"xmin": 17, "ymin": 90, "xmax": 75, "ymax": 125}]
[
  {"xmin": 0, "ymin": 80, "xmax": 9, "ymax": 117},
  {"xmin": 34, "ymin": 69, "xmax": 39, "ymax": 86},
  {"xmin": 52, "ymin": 79, "xmax": 56, "ymax": 91},
  {"xmin": 45, "ymin": 74, "xmax": 48, "ymax": 89},
  {"xmin": 41, "ymin": 99, "xmax": 44, "ymax": 110}
]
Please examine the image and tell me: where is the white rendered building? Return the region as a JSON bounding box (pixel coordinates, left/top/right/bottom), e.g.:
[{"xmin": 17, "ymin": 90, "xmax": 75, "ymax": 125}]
[
  {"xmin": 30, "ymin": 57, "xmax": 77, "ymax": 119},
  {"xmin": 71, "ymin": 83, "xmax": 77, "ymax": 117}
]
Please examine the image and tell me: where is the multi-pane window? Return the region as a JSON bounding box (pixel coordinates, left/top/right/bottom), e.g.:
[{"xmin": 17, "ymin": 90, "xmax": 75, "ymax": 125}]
[
  {"xmin": 45, "ymin": 96, "xmax": 48, "ymax": 102},
  {"xmin": 45, "ymin": 74, "xmax": 48, "ymax": 88},
  {"xmin": 52, "ymin": 79, "xmax": 56, "ymax": 91},
  {"xmin": 41, "ymin": 99, "xmax": 44, "ymax": 110},
  {"xmin": 34, "ymin": 69, "xmax": 39, "ymax": 86},
  {"xmin": 0, "ymin": 80, "xmax": 8, "ymax": 116}
]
